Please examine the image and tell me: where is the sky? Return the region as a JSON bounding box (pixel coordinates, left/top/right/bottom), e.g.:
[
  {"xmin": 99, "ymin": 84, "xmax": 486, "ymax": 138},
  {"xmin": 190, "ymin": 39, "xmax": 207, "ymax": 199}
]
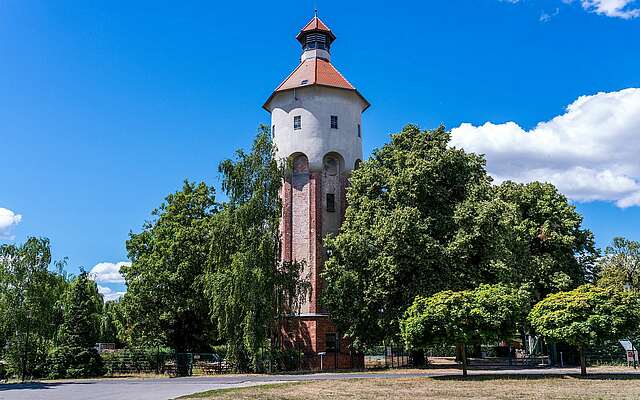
[{"xmin": 1, "ymin": 0, "xmax": 639, "ymax": 300}]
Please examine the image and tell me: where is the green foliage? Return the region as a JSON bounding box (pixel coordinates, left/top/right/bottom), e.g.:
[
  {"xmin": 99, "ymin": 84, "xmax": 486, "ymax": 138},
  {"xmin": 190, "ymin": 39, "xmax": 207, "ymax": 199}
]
[
  {"xmin": 596, "ymin": 237, "xmax": 640, "ymax": 291},
  {"xmin": 205, "ymin": 126, "xmax": 309, "ymax": 371},
  {"xmin": 0, "ymin": 238, "xmax": 68, "ymax": 379},
  {"xmin": 321, "ymin": 125, "xmax": 597, "ymax": 347},
  {"xmin": 322, "ymin": 125, "xmax": 501, "ymax": 346},
  {"xmin": 100, "ymin": 348, "xmax": 174, "ymax": 375},
  {"xmin": 99, "ymin": 300, "xmax": 126, "ymax": 345},
  {"xmin": 209, "ymin": 344, "xmax": 227, "ymax": 360},
  {"xmin": 49, "ymin": 271, "xmax": 104, "ymax": 378},
  {"xmin": 401, "ymin": 284, "xmax": 528, "ymax": 376},
  {"xmin": 122, "ymin": 180, "xmax": 218, "ymax": 351},
  {"xmin": 267, "ymin": 348, "xmax": 304, "ymax": 372},
  {"xmin": 529, "ymin": 284, "xmax": 640, "ymax": 375},
  {"xmin": 529, "ymin": 285, "xmax": 640, "ymax": 349},
  {"xmin": 401, "ymin": 284, "xmax": 529, "ymax": 349},
  {"xmin": 494, "ymin": 181, "xmax": 598, "ymax": 300}
]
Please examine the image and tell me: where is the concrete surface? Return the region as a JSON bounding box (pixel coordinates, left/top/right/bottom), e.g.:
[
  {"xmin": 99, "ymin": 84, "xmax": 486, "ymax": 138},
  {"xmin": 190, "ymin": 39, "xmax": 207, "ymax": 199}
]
[{"xmin": 1, "ymin": 368, "xmax": 639, "ymax": 400}]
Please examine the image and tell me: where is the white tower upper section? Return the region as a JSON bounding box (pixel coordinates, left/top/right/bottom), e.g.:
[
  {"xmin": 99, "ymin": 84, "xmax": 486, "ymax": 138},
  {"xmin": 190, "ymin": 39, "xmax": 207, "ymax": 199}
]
[{"xmin": 263, "ymin": 15, "xmax": 369, "ymax": 173}]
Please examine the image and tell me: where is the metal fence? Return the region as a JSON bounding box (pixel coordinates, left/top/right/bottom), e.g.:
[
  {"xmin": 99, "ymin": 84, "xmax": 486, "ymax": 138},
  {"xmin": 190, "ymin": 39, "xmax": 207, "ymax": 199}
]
[
  {"xmin": 100, "ymin": 348, "xmax": 364, "ymax": 376},
  {"xmin": 98, "ymin": 344, "xmax": 633, "ymax": 377},
  {"xmin": 364, "ymin": 345, "xmax": 412, "ymax": 369}
]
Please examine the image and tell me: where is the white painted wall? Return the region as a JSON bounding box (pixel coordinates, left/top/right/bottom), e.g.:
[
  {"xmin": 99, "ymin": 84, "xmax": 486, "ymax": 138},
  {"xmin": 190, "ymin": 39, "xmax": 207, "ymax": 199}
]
[
  {"xmin": 301, "ymin": 49, "xmax": 330, "ymax": 62},
  {"xmin": 268, "ymin": 85, "xmax": 365, "ymax": 172}
]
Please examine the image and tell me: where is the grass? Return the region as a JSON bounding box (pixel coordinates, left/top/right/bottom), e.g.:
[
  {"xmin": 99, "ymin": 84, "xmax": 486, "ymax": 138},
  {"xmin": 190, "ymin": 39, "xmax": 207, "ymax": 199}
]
[{"xmin": 180, "ymin": 373, "xmax": 640, "ymax": 400}]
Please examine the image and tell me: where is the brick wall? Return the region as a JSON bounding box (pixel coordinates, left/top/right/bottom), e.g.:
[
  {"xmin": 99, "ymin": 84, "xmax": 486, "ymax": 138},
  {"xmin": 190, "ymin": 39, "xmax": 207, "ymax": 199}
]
[{"xmin": 281, "ymin": 154, "xmax": 360, "ymax": 368}]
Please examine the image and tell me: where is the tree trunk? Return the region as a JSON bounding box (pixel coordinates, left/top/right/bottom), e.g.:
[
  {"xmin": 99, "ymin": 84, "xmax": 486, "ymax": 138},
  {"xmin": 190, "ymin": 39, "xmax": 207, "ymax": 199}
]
[
  {"xmin": 22, "ymin": 316, "xmax": 30, "ymax": 382},
  {"xmin": 458, "ymin": 343, "xmax": 468, "ymax": 377},
  {"xmin": 579, "ymin": 346, "xmax": 587, "ymax": 376},
  {"xmin": 411, "ymin": 349, "xmax": 426, "ymax": 367}
]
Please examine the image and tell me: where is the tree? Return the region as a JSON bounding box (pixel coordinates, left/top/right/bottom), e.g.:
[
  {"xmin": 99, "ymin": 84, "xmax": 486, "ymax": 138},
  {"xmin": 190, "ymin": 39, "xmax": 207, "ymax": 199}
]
[
  {"xmin": 596, "ymin": 237, "xmax": 640, "ymax": 291},
  {"xmin": 204, "ymin": 126, "xmax": 309, "ymax": 371},
  {"xmin": 121, "ymin": 181, "xmax": 218, "ymax": 352},
  {"xmin": 99, "ymin": 300, "xmax": 125, "ymax": 346},
  {"xmin": 494, "ymin": 181, "xmax": 598, "ymax": 301},
  {"xmin": 49, "ymin": 271, "xmax": 104, "ymax": 378},
  {"xmin": 0, "ymin": 238, "xmax": 68, "ymax": 380},
  {"xmin": 401, "ymin": 284, "xmax": 529, "ymax": 376},
  {"xmin": 321, "ymin": 125, "xmax": 515, "ymax": 346},
  {"xmin": 321, "ymin": 125, "xmax": 598, "ymax": 348},
  {"xmin": 529, "ymin": 284, "xmax": 640, "ymax": 375}
]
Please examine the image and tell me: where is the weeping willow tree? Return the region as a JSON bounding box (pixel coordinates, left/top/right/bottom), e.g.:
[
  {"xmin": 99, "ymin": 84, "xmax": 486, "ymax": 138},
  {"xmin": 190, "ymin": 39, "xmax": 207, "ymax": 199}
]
[
  {"xmin": 205, "ymin": 126, "xmax": 309, "ymax": 371},
  {"xmin": 0, "ymin": 238, "xmax": 68, "ymax": 380}
]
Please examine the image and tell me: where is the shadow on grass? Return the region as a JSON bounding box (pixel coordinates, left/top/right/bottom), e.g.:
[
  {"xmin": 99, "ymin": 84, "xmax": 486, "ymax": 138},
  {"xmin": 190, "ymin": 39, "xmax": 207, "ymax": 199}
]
[{"xmin": 431, "ymin": 373, "xmax": 640, "ymax": 381}]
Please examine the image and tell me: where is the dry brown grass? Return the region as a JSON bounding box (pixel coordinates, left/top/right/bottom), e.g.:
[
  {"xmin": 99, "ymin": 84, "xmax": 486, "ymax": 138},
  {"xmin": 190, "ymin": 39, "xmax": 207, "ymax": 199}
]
[{"xmin": 183, "ymin": 374, "xmax": 640, "ymax": 400}]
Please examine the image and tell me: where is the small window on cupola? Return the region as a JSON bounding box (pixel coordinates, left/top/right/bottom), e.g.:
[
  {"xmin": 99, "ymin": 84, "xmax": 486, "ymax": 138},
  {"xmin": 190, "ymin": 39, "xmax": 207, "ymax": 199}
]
[
  {"xmin": 331, "ymin": 115, "xmax": 338, "ymax": 129},
  {"xmin": 294, "ymin": 116, "xmax": 301, "ymax": 130}
]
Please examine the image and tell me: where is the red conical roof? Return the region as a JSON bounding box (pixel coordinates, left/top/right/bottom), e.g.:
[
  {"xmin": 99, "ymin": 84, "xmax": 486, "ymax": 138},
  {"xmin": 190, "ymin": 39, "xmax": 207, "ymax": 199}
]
[
  {"xmin": 275, "ymin": 58, "xmax": 354, "ymax": 91},
  {"xmin": 296, "ymin": 16, "xmax": 336, "ymax": 42},
  {"xmin": 263, "ymin": 58, "xmax": 369, "ymax": 111}
]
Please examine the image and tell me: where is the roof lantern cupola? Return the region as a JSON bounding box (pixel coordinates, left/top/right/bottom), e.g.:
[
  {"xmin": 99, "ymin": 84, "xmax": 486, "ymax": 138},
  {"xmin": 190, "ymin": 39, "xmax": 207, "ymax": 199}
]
[
  {"xmin": 296, "ymin": 14, "xmax": 336, "ymax": 62},
  {"xmin": 262, "ymin": 13, "xmax": 369, "ymax": 112}
]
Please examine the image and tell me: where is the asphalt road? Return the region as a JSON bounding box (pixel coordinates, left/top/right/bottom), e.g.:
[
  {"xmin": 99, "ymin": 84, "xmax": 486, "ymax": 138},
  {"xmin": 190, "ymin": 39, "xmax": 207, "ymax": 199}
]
[{"xmin": 1, "ymin": 368, "xmax": 638, "ymax": 400}]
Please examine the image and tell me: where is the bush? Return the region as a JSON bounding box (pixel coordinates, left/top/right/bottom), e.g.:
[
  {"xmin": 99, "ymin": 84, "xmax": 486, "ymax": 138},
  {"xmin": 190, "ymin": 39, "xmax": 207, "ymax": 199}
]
[
  {"xmin": 101, "ymin": 348, "xmax": 174, "ymax": 375},
  {"xmin": 48, "ymin": 345, "xmax": 104, "ymax": 379},
  {"xmin": 209, "ymin": 345, "xmax": 227, "ymax": 361},
  {"xmin": 270, "ymin": 348, "xmax": 303, "ymax": 372}
]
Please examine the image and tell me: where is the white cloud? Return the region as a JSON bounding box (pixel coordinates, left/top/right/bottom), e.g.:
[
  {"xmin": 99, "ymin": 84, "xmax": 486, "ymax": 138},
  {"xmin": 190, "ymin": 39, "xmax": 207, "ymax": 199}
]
[
  {"xmin": 579, "ymin": 0, "xmax": 640, "ymax": 19},
  {"xmin": 503, "ymin": 0, "xmax": 640, "ymax": 19},
  {"xmin": 540, "ymin": 8, "xmax": 561, "ymax": 22},
  {"xmin": 97, "ymin": 284, "xmax": 126, "ymax": 302},
  {"xmin": 0, "ymin": 208, "xmax": 22, "ymax": 240},
  {"xmin": 451, "ymin": 88, "xmax": 640, "ymax": 208},
  {"xmin": 89, "ymin": 261, "xmax": 130, "ymax": 283}
]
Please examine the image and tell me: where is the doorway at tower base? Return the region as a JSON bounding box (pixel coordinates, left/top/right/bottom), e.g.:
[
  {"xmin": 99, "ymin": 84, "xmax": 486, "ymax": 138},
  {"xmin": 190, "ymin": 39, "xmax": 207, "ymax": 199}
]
[{"xmin": 281, "ymin": 315, "xmax": 365, "ymax": 370}]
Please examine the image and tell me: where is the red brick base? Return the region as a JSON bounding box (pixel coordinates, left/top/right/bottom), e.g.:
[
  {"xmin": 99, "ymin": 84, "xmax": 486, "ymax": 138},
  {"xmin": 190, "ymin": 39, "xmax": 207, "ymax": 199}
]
[{"xmin": 281, "ymin": 315, "xmax": 363, "ymax": 370}]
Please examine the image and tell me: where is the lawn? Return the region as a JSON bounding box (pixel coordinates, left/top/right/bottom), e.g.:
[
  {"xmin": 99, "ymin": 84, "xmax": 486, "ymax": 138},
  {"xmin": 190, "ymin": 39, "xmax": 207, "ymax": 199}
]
[{"xmin": 181, "ymin": 374, "xmax": 640, "ymax": 400}]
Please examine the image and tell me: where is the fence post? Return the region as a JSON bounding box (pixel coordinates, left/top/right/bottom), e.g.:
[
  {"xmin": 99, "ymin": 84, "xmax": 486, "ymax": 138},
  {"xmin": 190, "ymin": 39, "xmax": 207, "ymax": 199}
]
[
  {"xmin": 156, "ymin": 345, "xmax": 160, "ymax": 375},
  {"xmin": 391, "ymin": 343, "xmax": 394, "ymax": 369},
  {"xmin": 350, "ymin": 349, "xmax": 353, "ymax": 370}
]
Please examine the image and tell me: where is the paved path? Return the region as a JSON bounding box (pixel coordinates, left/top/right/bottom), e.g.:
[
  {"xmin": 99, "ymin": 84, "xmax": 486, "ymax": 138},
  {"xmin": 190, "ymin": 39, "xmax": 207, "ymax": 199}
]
[{"xmin": 1, "ymin": 368, "xmax": 639, "ymax": 400}]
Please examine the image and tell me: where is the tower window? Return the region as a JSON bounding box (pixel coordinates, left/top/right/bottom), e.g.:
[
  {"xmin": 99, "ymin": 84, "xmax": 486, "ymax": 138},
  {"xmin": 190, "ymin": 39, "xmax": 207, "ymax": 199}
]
[
  {"xmin": 331, "ymin": 115, "xmax": 338, "ymax": 129},
  {"xmin": 294, "ymin": 116, "xmax": 301, "ymax": 130},
  {"xmin": 358, "ymin": 124, "xmax": 361, "ymax": 138},
  {"xmin": 326, "ymin": 193, "xmax": 336, "ymax": 212},
  {"xmin": 272, "ymin": 125, "xmax": 276, "ymax": 137},
  {"xmin": 325, "ymin": 332, "xmax": 339, "ymax": 352}
]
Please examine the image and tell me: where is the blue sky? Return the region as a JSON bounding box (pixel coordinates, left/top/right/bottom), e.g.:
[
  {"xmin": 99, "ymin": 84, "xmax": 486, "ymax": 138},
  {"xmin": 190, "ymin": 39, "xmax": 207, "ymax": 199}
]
[{"xmin": 1, "ymin": 0, "xmax": 639, "ymax": 299}]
